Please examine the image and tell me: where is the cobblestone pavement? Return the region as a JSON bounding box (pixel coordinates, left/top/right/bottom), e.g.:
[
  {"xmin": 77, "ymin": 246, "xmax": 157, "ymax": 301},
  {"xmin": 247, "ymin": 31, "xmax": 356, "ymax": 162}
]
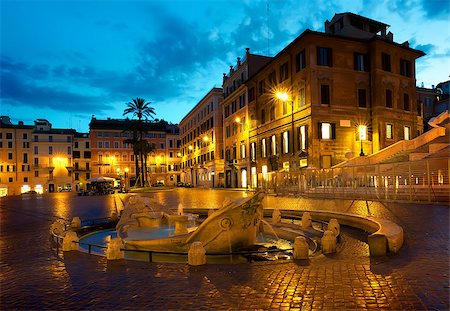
[{"xmin": 1, "ymin": 189, "xmax": 449, "ymax": 310}]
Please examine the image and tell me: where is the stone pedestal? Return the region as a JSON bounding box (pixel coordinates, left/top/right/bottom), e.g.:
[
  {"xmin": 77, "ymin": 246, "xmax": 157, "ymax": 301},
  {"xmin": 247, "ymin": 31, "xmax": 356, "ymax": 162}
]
[
  {"xmin": 188, "ymin": 241, "xmax": 206, "ymax": 266},
  {"xmin": 50, "ymin": 220, "xmax": 66, "ymax": 236},
  {"xmin": 293, "ymin": 236, "xmax": 309, "ymax": 259},
  {"xmin": 327, "ymin": 219, "xmax": 340, "ymax": 236},
  {"xmin": 368, "ymin": 234, "xmax": 387, "ymax": 256},
  {"xmin": 62, "ymin": 231, "xmax": 79, "ymax": 251},
  {"xmin": 71, "ymin": 217, "xmax": 81, "ymax": 229},
  {"xmin": 272, "ymin": 209, "xmax": 281, "ymax": 224},
  {"xmin": 321, "ymin": 230, "xmax": 336, "ymax": 254},
  {"xmin": 301, "ymin": 212, "xmax": 312, "ymax": 229},
  {"xmin": 106, "ymin": 238, "xmax": 124, "ymax": 260}
]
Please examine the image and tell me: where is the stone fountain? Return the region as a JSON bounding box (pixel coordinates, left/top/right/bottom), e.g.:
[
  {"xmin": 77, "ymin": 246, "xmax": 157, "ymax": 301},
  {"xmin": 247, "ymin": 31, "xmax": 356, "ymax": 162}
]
[{"xmin": 116, "ymin": 191, "xmax": 265, "ymax": 254}]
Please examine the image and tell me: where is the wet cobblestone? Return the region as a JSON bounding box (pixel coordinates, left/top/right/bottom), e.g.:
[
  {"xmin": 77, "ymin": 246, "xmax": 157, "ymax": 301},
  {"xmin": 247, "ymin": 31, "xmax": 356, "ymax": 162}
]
[{"xmin": 1, "ymin": 190, "xmax": 449, "ymax": 310}]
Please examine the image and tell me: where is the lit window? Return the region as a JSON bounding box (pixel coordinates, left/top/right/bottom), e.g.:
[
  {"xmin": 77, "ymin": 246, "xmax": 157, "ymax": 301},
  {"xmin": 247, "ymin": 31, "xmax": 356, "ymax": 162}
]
[
  {"xmin": 271, "ymin": 135, "xmax": 277, "ymax": 155},
  {"xmin": 261, "ymin": 139, "xmax": 267, "ymax": 158},
  {"xmin": 299, "ymin": 125, "xmax": 307, "ymax": 150},
  {"xmin": 251, "ymin": 142, "xmax": 256, "ymax": 161},
  {"xmin": 282, "ymin": 131, "xmax": 289, "ymax": 154},
  {"xmin": 321, "ymin": 123, "xmax": 332, "ymax": 139},
  {"xmin": 240, "ymin": 144, "xmax": 246, "ymax": 159},
  {"xmin": 404, "ymin": 126, "xmax": 411, "ymax": 140},
  {"xmin": 386, "ymin": 124, "xmax": 393, "ymax": 139}
]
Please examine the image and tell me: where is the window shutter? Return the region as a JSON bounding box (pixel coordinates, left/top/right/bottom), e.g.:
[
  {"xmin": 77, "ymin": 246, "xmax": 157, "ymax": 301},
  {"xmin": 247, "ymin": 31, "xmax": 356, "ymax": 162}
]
[
  {"xmin": 318, "ymin": 123, "xmax": 322, "ymax": 139},
  {"xmin": 331, "ymin": 123, "xmax": 336, "ymax": 139},
  {"xmin": 304, "ymin": 125, "xmax": 309, "ymax": 149},
  {"xmin": 280, "ymin": 133, "xmax": 284, "ymax": 153},
  {"xmin": 328, "ymin": 49, "xmax": 333, "ymax": 67}
]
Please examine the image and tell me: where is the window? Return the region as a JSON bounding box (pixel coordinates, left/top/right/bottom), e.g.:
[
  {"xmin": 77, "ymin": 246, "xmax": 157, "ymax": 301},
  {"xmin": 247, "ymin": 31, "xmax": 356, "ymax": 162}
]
[
  {"xmin": 34, "ymin": 158, "xmax": 39, "ymax": 166},
  {"xmin": 386, "ymin": 124, "xmax": 393, "ymax": 139},
  {"xmin": 296, "ymin": 49, "xmax": 306, "ymax": 72},
  {"xmin": 249, "ymin": 87, "xmax": 255, "ymax": 102},
  {"xmin": 386, "ymin": 89, "xmax": 393, "ymax": 108},
  {"xmin": 231, "ymin": 100, "xmax": 236, "ymax": 113},
  {"xmin": 403, "ymin": 93, "xmax": 410, "ymax": 111},
  {"xmin": 114, "ymin": 141, "xmax": 119, "ymax": 149},
  {"xmin": 98, "ymin": 141, "xmax": 103, "ymax": 148},
  {"xmin": 23, "ymin": 153, "xmax": 28, "ymax": 163},
  {"xmin": 271, "ymin": 135, "xmax": 277, "ymax": 155},
  {"xmin": 270, "ymin": 105, "xmax": 275, "ymax": 120},
  {"xmin": 239, "ymin": 94, "xmax": 246, "ymax": 108},
  {"xmin": 261, "ymin": 138, "xmax": 267, "ymax": 158},
  {"xmin": 160, "ymin": 143, "xmax": 164, "ymax": 149},
  {"xmin": 48, "ymin": 146, "xmax": 53, "ymax": 154},
  {"xmin": 240, "ymin": 144, "xmax": 246, "ymax": 159},
  {"xmin": 320, "ymin": 84, "xmax": 330, "ymax": 105},
  {"xmin": 84, "ymin": 151, "xmax": 91, "ymax": 158},
  {"xmin": 282, "ymin": 100, "xmax": 288, "ymax": 115},
  {"xmin": 298, "ymin": 87, "xmax": 306, "ymax": 108},
  {"xmin": 319, "ymin": 122, "xmax": 335, "ymax": 139},
  {"xmin": 317, "ymin": 47, "xmax": 332, "ymax": 66},
  {"xmin": 298, "ymin": 125, "xmax": 308, "ymax": 150},
  {"xmin": 381, "ymin": 53, "xmax": 391, "ymax": 72},
  {"xmin": 280, "ymin": 62, "xmax": 289, "ymax": 82},
  {"xmin": 8, "ymin": 141, "xmax": 12, "ymax": 148},
  {"xmin": 358, "ymin": 89, "xmax": 367, "ymax": 108},
  {"xmin": 282, "ymin": 131, "xmax": 289, "ymax": 154},
  {"xmin": 74, "ymin": 142, "xmax": 79, "ymax": 149},
  {"xmin": 85, "ymin": 142, "xmax": 90, "ymax": 148},
  {"xmin": 225, "ymin": 126, "xmax": 230, "ymax": 138},
  {"xmin": 104, "ymin": 141, "xmax": 109, "ymax": 148},
  {"xmin": 34, "ymin": 146, "xmax": 38, "ymax": 155},
  {"xmin": 250, "ymin": 142, "xmax": 256, "ymax": 161},
  {"xmin": 261, "ymin": 109, "xmax": 266, "ymax": 124},
  {"xmin": 404, "ymin": 126, "xmax": 411, "ymax": 140},
  {"xmin": 8, "ymin": 152, "xmax": 13, "ymax": 160},
  {"xmin": 354, "ymin": 53, "xmax": 369, "ymax": 71},
  {"xmin": 23, "ymin": 133, "xmax": 28, "ymax": 139},
  {"xmin": 224, "ymin": 105, "xmax": 230, "ymax": 118},
  {"xmin": 268, "ymin": 71, "xmax": 277, "ymax": 85},
  {"xmin": 67, "ymin": 136, "xmax": 72, "ymax": 142},
  {"xmin": 258, "ymin": 80, "xmax": 265, "ymax": 95},
  {"xmin": 75, "ymin": 173, "xmax": 79, "ymax": 181},
  {"xmin": 35, "ymin": 171, "xmax": 39, "ymax": 177},
  {"xmin": 34, "ymin": 135, "xmax": 38, "ymax": 142},
  {"xmin": 169, "ymin": 139, "xmax": 173, "ymax": 148},
  {"xmin": 49, "ymin": 136, "xmax": 53, "ymax": 142},
  {"xmin": 67, "ymin": 147, "xmax": 72, "ymax": 155},
  {"xmin": 6, "ymin": 132, "xmax": 13, "ymax": 139},
  {"xmin": 400, "ymin": 59, "xmax": 411, "ymax": 77}
]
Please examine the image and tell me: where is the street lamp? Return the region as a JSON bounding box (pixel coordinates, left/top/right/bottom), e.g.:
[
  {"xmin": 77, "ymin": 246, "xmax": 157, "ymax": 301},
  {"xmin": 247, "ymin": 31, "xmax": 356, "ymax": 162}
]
[
  {"xmin": 124, "ymin": 167, "xmax": 129, "ymax": 191},
  {"xmin": 275, "ymin": 90, "xmax": 296, "ymax": 164},
  {"xmin": 359, "ymin": 125, "xmax": 367, "ymax": 156}
]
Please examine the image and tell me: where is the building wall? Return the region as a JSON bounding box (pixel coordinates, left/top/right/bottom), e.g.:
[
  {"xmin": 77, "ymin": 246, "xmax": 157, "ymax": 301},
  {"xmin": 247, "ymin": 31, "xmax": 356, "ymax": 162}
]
[{"xmin": 179, "ymin": 88, "xmax": 224, "ymax": 188}]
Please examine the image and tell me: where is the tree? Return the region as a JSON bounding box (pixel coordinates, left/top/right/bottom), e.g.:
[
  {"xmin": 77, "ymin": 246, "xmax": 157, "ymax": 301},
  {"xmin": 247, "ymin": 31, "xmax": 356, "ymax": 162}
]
[{"xmin": 123, "ymin": 98, "xmax": 156, "ymax": 187}]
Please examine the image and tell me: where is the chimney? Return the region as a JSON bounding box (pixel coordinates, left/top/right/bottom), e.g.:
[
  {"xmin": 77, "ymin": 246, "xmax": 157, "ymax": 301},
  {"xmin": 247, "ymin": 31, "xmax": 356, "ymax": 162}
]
[
  {"xmin": 18, "ymin": 121, "xmax": 24, "ymax": 125},
  {"xmin": 246, "ymin": 47, "xmax": 250, "ymax": 55}
]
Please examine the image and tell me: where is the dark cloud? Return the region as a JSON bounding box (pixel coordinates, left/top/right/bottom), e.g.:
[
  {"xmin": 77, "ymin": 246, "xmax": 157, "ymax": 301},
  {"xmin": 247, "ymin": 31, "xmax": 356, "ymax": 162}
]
[
  {"xmin": 420, "ymin": 0, "xmax": 450, "ymax": 18},
  {"xmin": 0, "ymin": 56, "xmax": 111, "ymax": 113}
]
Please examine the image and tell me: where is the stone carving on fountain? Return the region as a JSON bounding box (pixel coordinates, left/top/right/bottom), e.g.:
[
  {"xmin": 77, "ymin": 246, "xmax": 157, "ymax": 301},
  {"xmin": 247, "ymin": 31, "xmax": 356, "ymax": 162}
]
[{"xmin": 117, "ymin": 191, "xmax": 265, "ymax": 254}]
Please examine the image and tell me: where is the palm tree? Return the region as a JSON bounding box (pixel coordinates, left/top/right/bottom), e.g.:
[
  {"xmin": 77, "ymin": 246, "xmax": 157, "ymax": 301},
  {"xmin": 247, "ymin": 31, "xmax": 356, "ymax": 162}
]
[
  {"xmin": 123, "ymin": 98, "xmax": 155, "ymax": 187},
  {"xmin": 142, "ymin": 142, "xmax": 156, "ymax": 186}
]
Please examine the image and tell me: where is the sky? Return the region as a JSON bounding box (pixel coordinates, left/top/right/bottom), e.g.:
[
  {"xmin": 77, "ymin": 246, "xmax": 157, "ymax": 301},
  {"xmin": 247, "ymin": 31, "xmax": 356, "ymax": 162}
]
[{"xmin": 1, "ymin": 0, "xmax": 449, "ymax": 132}]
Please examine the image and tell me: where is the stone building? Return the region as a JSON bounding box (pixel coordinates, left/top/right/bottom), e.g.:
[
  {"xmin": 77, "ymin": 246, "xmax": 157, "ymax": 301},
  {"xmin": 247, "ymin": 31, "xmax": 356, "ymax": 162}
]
[
  {"xmin": 243, "ymin": 12, "xmax": 424, "ymax": 184},
  {"xmin": 73, "ymin": 132, "xmax": 91, "ymax": 192},
  {"xmin": 89, "ymin": 117, "xmax": 181, "ymax": 187},
  {"xmin": 222, "ymin": 48, "xmax": 272, "ymax": 188},
  {"xmin": 179, "ymin": 88, "xmax": 224, "ymax": 187}
]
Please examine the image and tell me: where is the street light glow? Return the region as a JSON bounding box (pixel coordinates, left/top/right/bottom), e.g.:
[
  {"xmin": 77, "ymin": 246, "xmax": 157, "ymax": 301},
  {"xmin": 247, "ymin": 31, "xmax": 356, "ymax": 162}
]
[
  {"xmin": 276, "ymin": 91, "xmax": 289, "ymax": 102},
  {"xmin": 235, "ymin": 117, "xmax": 241, "ymax": 123},
  {"xmin": 203, "ymin": 136, "xmax": 209, "ymax": 142}
]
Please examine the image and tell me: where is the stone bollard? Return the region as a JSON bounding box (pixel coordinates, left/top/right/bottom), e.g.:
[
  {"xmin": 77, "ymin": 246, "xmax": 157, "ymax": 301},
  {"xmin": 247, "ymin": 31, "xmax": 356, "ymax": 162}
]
[
  {"xmin": 188, "ymin": 241, "xmax": 206, "ymax": 266},
  {"xmin": 293, "ymin": 236, "xmax": 309, "ymax": 260},
  {"xmin": 111, "ymin": 212, "xmax": 119, "ymax": 222},
  {"xmin": 50, "ymin": 220, "xmax": 66, "ymax": 236},
  {"xmin": 208, "ymin": 209, "xmax": 215, "ymax": 217},
  {"xmin": 327, "ymin": 219, "xmax": 340, "ymax": 236},
  {"xmin": 321, "ymin": 230, "xmax": 337, "ymax": 254},
  {"xmin": 272, "ymin": 209, "xmax": 281, "ymax": 224},
  {"xmin": 62, "ymin": 231, "xmax": 79, "ymax": 251},
  {"xmin": 301, "ymin": 212, "xmax": 312, "ymax": 229},
  {"xmin": 106, "ymin": 238, "xmax": 124, "ymax": 260},
  {"xmin": 71, "ymin": 217, "xmax": 81, "ymax": 229}
]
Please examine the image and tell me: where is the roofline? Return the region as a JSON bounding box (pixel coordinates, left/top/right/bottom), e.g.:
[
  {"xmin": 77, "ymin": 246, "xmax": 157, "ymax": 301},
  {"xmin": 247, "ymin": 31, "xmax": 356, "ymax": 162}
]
[
  {"xmin": 179, "ymin": 87, "xmax": 223, "ymax": 124},
  {"xmin": 245, "ymin": 29, "xmax": 425, "ymax": 83},
  {"xmin": 332, "ymin": 12, "xmax": 390, "ymax": 28}
]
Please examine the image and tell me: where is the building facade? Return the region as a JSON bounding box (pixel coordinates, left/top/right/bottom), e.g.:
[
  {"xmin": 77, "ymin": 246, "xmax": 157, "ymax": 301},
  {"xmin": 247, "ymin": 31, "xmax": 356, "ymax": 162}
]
[
  {"xmin": 222, "ymin": 48, "xmax": 272, "ymax": 188},
  {"xmin": 179, "ymin": 88, "xmax": 224, "ymax": 187},
  {"xmin": 89, "ymin": 118, "xmax": 181, "ymax": 187},
  {"xmin": 242, "ymin": 12, "xmax": 424, "ymax": 187}
]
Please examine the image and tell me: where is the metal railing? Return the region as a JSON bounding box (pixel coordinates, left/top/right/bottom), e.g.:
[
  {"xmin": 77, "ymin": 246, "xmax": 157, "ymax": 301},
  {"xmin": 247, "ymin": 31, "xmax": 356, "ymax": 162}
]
[{"xmin": 263, "ymin": 157, "xmax": 449, "ymax": 203}]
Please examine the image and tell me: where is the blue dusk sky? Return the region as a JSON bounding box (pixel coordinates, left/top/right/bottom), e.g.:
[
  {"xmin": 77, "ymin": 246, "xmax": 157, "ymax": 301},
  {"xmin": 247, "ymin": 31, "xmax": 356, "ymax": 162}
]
[{"xmin": 1, "ymin": 0, "xmax": 449, "ymax": 132}]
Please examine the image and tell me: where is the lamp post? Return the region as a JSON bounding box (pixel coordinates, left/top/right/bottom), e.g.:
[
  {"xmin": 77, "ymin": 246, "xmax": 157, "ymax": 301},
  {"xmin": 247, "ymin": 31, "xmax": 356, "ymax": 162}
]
[
  {"xmin": 124, "ymin": 167, "xmax": 129, "ymax": 192},
  {"xmin": 359, "ymin": 125, "xmax": 367, "ymax": 156},
  {"xmin": 275, "ymin": 91, "xmax": 295, "ymax": 168}
]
